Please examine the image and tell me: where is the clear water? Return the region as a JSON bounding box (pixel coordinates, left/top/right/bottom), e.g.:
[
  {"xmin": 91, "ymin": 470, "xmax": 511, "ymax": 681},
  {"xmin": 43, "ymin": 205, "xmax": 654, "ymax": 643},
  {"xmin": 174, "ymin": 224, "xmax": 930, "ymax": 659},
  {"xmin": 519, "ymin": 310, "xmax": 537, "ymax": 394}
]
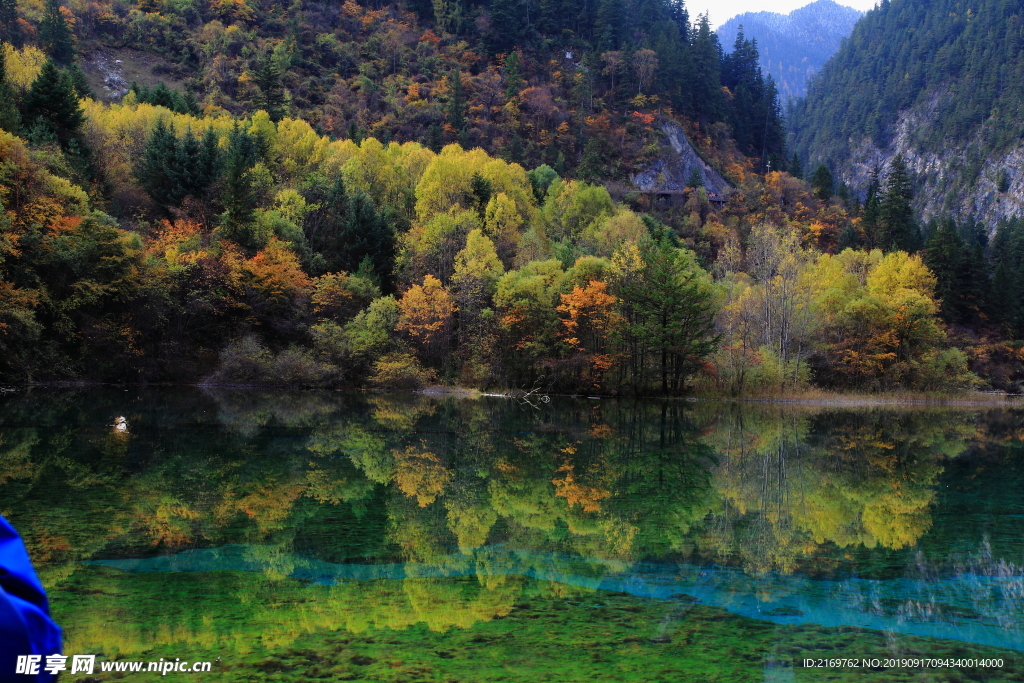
[{"xmin": 1, "ymin": 388, "xmax": 1022, "ymax": 681}]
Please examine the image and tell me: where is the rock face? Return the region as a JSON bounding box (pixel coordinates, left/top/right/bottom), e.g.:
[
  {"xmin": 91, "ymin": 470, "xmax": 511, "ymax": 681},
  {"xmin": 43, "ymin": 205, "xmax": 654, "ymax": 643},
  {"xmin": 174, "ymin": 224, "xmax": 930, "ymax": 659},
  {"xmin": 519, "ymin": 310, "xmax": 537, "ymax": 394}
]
[
  {"xmin": 631, "ymin": 122, "xmax": 733, "ymax": 196},
  {"xmin": 717, "ymin": 0, "xmax": 862, "ymax": 101},
  {"xmin": 837, "ymin": 92, "xmax": 1024, "ymax": 235}
]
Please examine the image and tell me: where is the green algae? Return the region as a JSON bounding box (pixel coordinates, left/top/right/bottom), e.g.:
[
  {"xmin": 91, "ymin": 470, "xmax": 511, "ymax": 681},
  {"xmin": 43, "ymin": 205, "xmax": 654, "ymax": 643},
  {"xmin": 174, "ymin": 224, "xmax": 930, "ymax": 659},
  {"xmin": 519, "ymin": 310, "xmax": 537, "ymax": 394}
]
[{"xmin": 51, "ymin": 566, "xmax": 1022, "ymax": 683}]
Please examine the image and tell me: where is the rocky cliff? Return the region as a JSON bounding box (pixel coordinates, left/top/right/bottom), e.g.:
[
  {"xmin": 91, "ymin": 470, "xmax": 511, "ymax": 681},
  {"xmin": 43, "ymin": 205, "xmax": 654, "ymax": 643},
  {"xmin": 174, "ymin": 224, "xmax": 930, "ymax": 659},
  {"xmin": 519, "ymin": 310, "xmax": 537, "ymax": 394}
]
[
  {"xmin": 631, "ymin": 122, "xmax": 733, "ymax": 196},
  {"xmin": 836, "ymin": 91, "xmax": 1024, "ymax": 234}
]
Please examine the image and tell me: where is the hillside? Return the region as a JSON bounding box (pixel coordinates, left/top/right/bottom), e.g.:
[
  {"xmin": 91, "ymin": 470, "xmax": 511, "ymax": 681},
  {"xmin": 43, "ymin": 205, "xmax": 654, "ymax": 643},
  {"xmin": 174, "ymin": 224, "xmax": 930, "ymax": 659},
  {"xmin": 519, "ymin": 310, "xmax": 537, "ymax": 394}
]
[
  {"xmin": 1, "ymin": 0, "xmax": 1022, "ymax": 394},
  {"xmin": 787, "ymin": 0, "xmax": 1024, "ymax": 231},
  {"xmin": 717, "ymin": 0, "xmax": 861, "ymax": 101}
]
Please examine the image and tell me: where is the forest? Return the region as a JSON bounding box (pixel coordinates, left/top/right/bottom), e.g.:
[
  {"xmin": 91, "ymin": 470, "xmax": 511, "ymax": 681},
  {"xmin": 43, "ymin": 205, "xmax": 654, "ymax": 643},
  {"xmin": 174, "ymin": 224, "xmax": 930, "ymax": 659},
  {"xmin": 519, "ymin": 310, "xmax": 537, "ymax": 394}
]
[{"xmin": 0, "ymin": 0, "xmax": 1022, "ymax": 394}]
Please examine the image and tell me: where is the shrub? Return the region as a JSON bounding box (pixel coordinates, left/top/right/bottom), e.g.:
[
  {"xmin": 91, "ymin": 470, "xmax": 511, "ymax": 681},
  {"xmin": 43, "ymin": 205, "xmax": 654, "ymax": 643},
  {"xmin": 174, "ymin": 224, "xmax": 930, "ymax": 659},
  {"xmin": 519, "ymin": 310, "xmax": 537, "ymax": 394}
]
[
  {"xmin": 368, "ymin": 352, "xmax": 432, "ymax": 390},
  {"xmin": 208, "ymin": 335, "xmax": 338, "ymax": 386}
]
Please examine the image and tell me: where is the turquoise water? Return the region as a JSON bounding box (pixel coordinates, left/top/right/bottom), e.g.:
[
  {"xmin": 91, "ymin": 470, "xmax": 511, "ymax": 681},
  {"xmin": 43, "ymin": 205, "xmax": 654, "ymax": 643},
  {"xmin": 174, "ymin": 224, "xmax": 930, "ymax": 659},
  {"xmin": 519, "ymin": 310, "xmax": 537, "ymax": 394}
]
[{"xmin": 1, "ymin": 388, "xmax": 1022, "ymax": 681}]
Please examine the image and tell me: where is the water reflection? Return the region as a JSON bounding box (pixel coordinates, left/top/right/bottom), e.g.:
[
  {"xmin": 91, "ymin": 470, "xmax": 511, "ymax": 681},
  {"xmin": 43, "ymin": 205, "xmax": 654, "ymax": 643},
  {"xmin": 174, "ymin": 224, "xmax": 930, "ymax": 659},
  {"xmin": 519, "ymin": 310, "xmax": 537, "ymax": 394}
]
[{"xmin": 1, "ymin": 389, "xmax": 1022, "ymax": 667}]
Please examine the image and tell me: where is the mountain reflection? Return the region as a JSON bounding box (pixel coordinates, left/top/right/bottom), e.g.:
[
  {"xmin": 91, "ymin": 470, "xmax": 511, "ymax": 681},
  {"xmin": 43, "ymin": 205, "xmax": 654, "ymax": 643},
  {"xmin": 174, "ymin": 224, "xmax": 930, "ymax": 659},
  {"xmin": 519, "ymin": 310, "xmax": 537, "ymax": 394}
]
[{"xmin": 1, "ymin": 389, "xmax": 1022, "ymax": 656}]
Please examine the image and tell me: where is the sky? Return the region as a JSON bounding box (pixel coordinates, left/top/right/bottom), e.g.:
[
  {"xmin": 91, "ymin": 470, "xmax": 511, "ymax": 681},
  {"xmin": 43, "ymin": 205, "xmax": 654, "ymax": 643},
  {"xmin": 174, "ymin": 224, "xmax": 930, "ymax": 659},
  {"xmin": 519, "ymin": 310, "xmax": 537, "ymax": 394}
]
[{"xmin": 703, "ymin": 0, "xmax": 875, "ymax": 29}]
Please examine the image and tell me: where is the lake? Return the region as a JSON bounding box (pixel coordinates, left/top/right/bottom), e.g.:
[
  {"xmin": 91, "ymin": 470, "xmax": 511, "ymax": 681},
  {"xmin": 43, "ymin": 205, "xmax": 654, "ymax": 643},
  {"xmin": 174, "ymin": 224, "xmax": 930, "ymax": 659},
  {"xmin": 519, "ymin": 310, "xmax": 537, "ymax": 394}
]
[{"xmin": 1, "ymin": 388, "xmax": 1022, "ymax": 681}]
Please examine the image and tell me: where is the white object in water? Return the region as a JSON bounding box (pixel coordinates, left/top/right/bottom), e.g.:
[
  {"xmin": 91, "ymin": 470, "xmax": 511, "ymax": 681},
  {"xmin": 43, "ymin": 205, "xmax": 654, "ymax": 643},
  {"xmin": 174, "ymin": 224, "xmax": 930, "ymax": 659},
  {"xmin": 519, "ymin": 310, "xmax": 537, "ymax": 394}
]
[{"xmin": 114, "ymin": 416, "xmax": 128, "ymax": 432}]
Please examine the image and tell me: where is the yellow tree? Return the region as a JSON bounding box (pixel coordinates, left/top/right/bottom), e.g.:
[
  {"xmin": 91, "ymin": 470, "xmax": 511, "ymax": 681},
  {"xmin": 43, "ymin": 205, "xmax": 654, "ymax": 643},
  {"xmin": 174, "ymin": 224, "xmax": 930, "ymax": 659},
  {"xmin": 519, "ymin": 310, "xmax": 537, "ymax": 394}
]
[
  {"xmin": 396, "ymin": 274, "xmax": 456, "ymax": 366},
  {"xmin": 556, "ymin": 280, "xmax": 620, "ymax": 390}
]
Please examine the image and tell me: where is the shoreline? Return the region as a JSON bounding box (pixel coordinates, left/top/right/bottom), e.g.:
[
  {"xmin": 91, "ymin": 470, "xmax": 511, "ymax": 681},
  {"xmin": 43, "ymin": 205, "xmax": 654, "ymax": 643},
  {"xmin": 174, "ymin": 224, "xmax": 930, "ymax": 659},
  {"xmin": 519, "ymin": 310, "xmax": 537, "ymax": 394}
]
[{"xmin": 3, "ymin": 382, "xmax": 1023, "ymax": 408}]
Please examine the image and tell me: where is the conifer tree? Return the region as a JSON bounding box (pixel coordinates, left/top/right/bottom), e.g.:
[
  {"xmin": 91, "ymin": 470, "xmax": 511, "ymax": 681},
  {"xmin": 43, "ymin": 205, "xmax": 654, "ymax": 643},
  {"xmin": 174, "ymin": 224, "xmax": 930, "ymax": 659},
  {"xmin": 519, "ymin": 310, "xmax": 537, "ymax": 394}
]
[
  {"xmin": 502, "ymin": 50, "xmax": 524, "ymax": 101},
  {"xmin": 0, "ymin": 43, "xmax": 21, "ymax": 133},
  {"xmin": 219, "ymin": 122, "xmax": 260, "ymax": 246},
  {"xmin": 880, "ymin": 155, "xmax": 918, "ymax": 252},
  {"xmin": 487, "ymin": 0, "xmax": 524, "ymax": 55},
  {"xmin": 689, "ymin": 15, "xmax": 723, "ymax": 129},
  {"xmin": 302, "ymin": 175, "xmax": 394, "ymax": 285},
  {"xmin": 38, "ymin": 0, "xmax": 74, "ymax": 66},
  {"xmin": 23, "ymin": 59, "xmax": 84, "ymax": 147},
  {"xmin": 0, "ymin": 0, "xmax": 22, "ymax": 48},
  {"xmin": 67, "ymin": 62, "xmax": 91, "ymax": 98},
  {"xmin": 253, "ymin": 51, "xmax": 285, "ymax": 122},
  {"xmin": 861, "ymin": 165, "xmax": 882, "ymax": 248},
  {"xmin": 137, "ymin": 118, "xmax": 178, "ymax": 207},
  {"xmin": 789, "ymin": 153, "xmax": 803, "ymax": 179},
  {"xmin": 446, "ymin": 69, "xmax": 466, "ymax": 142},
  {"xmin": 139, "ymin": 121, "xmax": 222, "ymax": 210},
  {"xmin": 811, "ymin": 164, "xmax": 833, "ymax": 201}
]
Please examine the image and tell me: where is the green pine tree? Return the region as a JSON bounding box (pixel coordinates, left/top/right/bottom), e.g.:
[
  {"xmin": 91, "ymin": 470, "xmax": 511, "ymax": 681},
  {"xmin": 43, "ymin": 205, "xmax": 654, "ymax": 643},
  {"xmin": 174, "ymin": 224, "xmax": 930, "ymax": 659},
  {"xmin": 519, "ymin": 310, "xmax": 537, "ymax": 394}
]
[
  {"xmin": 686, "ymin": 167, "xmax": 704, "ymax": 188},
  {"xmin": 0, "ymin": 43, "xmax": 21, "ymax": 133},
  {"xmin": 446, "ymin": 69, "xmax": 466, "ymax": 142},
  {"xmin": 0, "ymin": 0, "xmax": 22, "ymax": 48},
  {"xmin": 811, "ymin": 164, "xmax": 833, "ymax": 201},
  {"xmin": 880, "ymin": 155, "xmax": 918, "ymax": 252},
  {"xmin": 67, "ymin": 62, "xmax": 92, "ymax": 99},
  {"xmin": 861, "ymin": 165, "xmax": 882, "ymax": 248},
  {"xmin": 301, "ymin": 175, "xmax": 394, "ymax": 286},
  {"xmin": 38, "ymin": 0, "xmax": 74, "ymax": 65},
  {"xmin": 137, "ymin": 118, "xmax": 179, "ymax": 208},
  {"xmin": 252, "ymin": 52, "xmax": 286, "ymax": 122},
  {"xmin": 218, "ymin": 122, "xmax": 261, "ymax": 247},
  {"xmin": 502, "ymin": 50, "xmax": 524, "ymax": 101},
  {"xmin": 789, "ymin": 153, "xmax": 803, "ymax": 179},
  {"xmin": 23, "ymin": 59, "xmax": 84, "ymax": 147}
]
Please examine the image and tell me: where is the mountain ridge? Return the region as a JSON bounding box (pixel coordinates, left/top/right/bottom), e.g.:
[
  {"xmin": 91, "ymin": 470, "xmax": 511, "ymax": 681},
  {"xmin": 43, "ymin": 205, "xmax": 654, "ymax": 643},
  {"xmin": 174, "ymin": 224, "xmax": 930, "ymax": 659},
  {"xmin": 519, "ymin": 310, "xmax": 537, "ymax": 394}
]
[
  {"xmin": 787, "ymin": 0, "xmax": 1024, "ymax": 233},
  {"xmin": 717, "ymin": 0, "xmax": 862, "ymax": 101}
]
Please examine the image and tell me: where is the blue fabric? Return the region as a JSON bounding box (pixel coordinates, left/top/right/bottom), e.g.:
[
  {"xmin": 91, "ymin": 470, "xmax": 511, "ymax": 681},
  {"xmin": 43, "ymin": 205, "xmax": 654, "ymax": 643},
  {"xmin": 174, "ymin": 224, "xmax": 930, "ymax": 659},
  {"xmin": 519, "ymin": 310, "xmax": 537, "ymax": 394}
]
[{"xmin": 0, "ymin": 516, "xmax": 61, "ymax": 683}]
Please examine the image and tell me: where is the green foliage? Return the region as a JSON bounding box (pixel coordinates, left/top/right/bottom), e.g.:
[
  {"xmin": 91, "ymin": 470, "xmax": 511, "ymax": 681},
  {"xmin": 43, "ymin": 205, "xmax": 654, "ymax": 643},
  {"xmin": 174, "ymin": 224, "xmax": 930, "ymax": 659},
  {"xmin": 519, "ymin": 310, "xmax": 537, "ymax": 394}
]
[
  {"xmin": 526, "ymin": 164, "xmax": 558, "ymax": 204},
  {"xmin": 252, "ymin": 51, "xmax": 286, "ymax": 123},
  {"xmin": 218, "ymin": 122, "xmax": 262, "ymax": 248},
  {"xmin": 923, "ymin": 218, "xmax": 986, "ymax": 326},
  {"xmin": 810, "ymin": 163, "xmax": 833, "ymax": 202},
  {"xmin": 616, "ymin": 238, "xmax": 718, "ymax": 394},
  {"xmin": 137, "ymin": 120, "xmax": 221, "ymax": 210},
  {"xmin": 301, "ymin": 175, "xmax": 394, "ymax": 287},
  {"xmin": 789, "ymin": 0, "xmax": 1024, "ymax": 204},
  {"xmin": 130, "ymin": 81, "xmax": 200, "ymax": 115},
  {"xmin": 879, "ymin": 155, "xmax": 919, "ymax": 253},
  {"xmin": 990, "ymin": 218, "xmax": 1024, "ymax": 339},
  {"xmin": 686, "ymin": 167, "xmax": 703, "ymax": 189},
  {"xmin": 37, "ymin": 0, "xmax": 74, "ymax": 65},
  {"xmin": 23, "ymin": 59, "xmax": 83, "ymax": 147},
  {"xmin": 0, "ymin": 45, "xmax": 20, "ymax": 133}
]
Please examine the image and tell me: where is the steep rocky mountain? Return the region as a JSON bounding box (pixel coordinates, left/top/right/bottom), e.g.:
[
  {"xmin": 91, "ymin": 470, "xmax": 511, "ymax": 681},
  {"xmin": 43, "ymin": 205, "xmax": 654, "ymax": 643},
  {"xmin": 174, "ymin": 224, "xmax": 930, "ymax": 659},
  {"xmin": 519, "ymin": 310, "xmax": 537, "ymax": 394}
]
[
  {"xmin": 787, "ymin": 0, "xmax": 1024, "ymax": 232},
  {"xmin": 716, "ymin": 0, "xmax": 862, "ymax": 101}
]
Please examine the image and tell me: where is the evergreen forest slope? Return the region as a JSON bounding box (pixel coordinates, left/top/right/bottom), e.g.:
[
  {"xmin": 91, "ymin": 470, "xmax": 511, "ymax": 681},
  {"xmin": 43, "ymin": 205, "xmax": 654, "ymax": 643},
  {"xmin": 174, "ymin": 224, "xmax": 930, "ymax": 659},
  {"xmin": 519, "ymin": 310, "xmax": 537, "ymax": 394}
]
[
  {"xmin": 716, "ymin": 0, "xmax": 861, "ymax": 101},
  {"xmin": 787, "ymin": 0, "xmax": 1024, "ymax": 229}
]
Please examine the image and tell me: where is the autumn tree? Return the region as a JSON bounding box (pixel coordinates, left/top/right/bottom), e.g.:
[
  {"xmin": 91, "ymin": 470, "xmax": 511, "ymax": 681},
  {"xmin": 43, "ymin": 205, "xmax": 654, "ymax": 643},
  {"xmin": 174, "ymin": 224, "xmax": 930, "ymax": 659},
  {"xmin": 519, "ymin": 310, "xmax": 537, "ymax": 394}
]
[
  {"xmin": 397, "ymin": 274, "xmax": 456, "ymax": 367},
  {"xmin": 451, "ymin": 229, "xmax": 503, "ymax": 359},
  {"xmin": 556, "ymin": 279, "xmax": 619, "ymax": 390}
]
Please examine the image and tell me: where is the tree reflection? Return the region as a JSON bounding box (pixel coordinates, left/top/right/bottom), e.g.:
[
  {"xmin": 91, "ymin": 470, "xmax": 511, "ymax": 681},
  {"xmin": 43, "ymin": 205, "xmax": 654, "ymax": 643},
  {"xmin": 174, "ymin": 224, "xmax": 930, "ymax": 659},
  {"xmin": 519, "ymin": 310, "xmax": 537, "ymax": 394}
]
[{"xmin": 0, "ymin": 388, "xmax": 1021, "ymax": 655}]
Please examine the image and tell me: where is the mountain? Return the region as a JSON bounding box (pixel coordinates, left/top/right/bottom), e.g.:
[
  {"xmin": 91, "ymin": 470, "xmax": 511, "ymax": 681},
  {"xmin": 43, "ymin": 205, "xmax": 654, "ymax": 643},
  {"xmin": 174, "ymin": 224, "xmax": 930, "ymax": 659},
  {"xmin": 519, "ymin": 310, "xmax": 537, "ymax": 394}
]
[
  {"xmin": 787, "ymin": 0, "xmax": 1024, "ymax": 231},
  {"xmin": 716, "ymin": 0, "xmax": 862, "ymax": 101}
]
